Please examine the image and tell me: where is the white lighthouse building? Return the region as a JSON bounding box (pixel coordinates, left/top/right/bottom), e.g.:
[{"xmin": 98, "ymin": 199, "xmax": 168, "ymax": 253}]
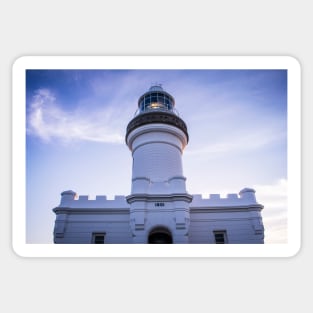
[{"xmin": 53, "ymin": 85, "xmax": 264, "ymax": 244}]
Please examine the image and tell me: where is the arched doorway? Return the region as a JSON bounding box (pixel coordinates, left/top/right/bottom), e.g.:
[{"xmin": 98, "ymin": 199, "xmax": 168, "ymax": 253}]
[{"xmin": 148, "ymin": 227, "xmax": 173, "ymax": 244}]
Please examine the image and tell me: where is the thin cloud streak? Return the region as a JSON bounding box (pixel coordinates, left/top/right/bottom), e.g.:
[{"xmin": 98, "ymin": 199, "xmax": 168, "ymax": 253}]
[
  {"xmin": 254, "ymin": 179, "xmax": 287, "ymax": 243},
  {"xmin": 27, "ymin": 88, "xmax": 125, "ymax": 144},
  {"xmin": 185, "ymin": 129, "xmax": 286, "ymax": 158}
]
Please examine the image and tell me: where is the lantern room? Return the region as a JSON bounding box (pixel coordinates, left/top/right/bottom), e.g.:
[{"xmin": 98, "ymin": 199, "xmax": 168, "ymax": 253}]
[{"xmin": 137, "ymin": 84, "xmax": 176, "ymax": 114}]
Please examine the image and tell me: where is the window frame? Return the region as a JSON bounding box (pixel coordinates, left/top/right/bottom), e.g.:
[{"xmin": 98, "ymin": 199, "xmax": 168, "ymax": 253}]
[
  {"xmin": 92, "ymin": 232, "xmax": 106, "ymax": 244},
  {"xmin": 213, "ymin": 230, "xmax": 228, "ymax": 244}
]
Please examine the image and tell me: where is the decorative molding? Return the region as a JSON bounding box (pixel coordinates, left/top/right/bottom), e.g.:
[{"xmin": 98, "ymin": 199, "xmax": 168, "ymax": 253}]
[
  {"xmin": 126, "ymin": 193, "xmax": 193, "ymax": 204},
  {"xmin": 126, "ymin": 111, "xmax": 189, "ymax": 142},
  {"xmin": 190, "ymin": 204, "xmax": 264, "ymax": 213},
  {"xmin": 53, "ymin": 207, "xmax": 130, "ymax": 215}
]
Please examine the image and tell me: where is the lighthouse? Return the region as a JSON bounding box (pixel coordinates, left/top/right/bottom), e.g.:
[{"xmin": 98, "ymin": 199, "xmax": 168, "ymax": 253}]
[
  {"xmin": 125, "ymin": 85, "xmax": 192, "ymax": 243},
  {"xmin": 53, "ymin": 85, "xmax": 264, "ymax": 245}
]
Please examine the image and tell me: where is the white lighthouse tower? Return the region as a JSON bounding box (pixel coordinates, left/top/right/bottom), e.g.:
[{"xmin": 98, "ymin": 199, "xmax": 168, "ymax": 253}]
[
  {"xmin": 125, "ymin": 85, "xmax": 192, "ymax": 243},
  {"xmin": 53, "ymin": 84, "xmax": 264, "ymax": 245}
]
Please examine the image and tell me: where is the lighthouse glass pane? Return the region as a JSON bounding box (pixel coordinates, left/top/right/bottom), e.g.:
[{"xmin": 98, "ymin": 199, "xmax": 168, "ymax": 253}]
[
  {"xmin": 165, "ymin": 96, "xmax": 173, "ymax": 111},
  {"xmin": 144, "ymin": 95, "xmax": 151, "ymax": 110},
  {"xmin": 151, "ymin": 93, "xmax": 157, "ymax": 102},
  {"xmin": 157, "ymin": 93, "xmax": 164, "ymax": 103},
  {"xmin": 144, "ymin": 95, "xmax": 150, "ymax": 103},
  {"xmin": 139, "ymin": 99, "xmax": 144, "ymax": 111}
]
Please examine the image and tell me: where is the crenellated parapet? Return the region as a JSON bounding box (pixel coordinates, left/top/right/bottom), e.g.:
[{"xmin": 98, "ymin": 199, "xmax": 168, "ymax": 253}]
[
  {"xmin": 56, "ymin": 188, "xmax": 261, "ymax": 210},
  {"xmin": 54, "ymin": 190, "xmax": 129, "ymax": 211},
  {"xmin": 190, "ymin": 188, "xmax": 263, "ymax": 209},
  {"xmin": 53, "ymin": 191, "xmax": 130, "ymax": 242}
]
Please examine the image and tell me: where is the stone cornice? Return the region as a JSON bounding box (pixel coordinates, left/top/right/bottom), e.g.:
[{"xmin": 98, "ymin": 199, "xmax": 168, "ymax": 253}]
[
  {"xmin": 53, "ymin": 207, "xmax": 130, "ymax": 215},
  {"xmin": 190, "ymin": 204, "xmax": 264, "ymax": 213}
]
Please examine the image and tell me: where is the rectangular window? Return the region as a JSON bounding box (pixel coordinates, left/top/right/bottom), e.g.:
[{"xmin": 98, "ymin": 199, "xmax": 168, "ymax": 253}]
[
  {"xmin": 154, "ymin": 202, "xmax": 165, "ymax": 207},
  {"xmin": 92, "ymin": 233, "xmax": 106, "ymax": 244},
  {"xmin": 213, "ymin": 231, "xmax": 228, "ymax": 244}
]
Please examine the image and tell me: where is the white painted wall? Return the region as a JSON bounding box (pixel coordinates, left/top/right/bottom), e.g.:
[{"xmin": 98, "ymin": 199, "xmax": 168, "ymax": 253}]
[
  {"xmin": 127, "ymin": 124, "xmax": 188, "ymax": 194},
  {"xmin": 53, "ymin": 189, "xmax": 264, "ymax": 244}
]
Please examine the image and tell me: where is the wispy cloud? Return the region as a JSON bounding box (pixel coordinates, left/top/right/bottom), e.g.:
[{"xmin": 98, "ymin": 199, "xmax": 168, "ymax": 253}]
[
  {"xmin": 27, "ymin": 88, "xmax": 126, "ymax": 144},
  {"xmin": 253, "ymin": 179, "xmax": 288, "ymax": 243},
  {"xmin": 185, "ymin": 128, "xmax": 286, "ymax": 158}
]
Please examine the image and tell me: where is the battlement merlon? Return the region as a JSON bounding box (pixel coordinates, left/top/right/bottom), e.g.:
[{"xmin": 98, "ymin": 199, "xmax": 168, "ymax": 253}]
[
  {"xmin": 56, "ymin": 190, "xmax": 129, "ymax": 209},
  {"xmin": 190, "ymin": 188, "xmax": 263, "ymax": 208}
]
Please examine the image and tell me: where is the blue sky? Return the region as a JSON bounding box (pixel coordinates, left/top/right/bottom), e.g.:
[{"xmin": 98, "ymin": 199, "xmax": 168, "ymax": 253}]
[{"xmin": 26, "ymin": 69, "xmax": 287, "ymax": 243}]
